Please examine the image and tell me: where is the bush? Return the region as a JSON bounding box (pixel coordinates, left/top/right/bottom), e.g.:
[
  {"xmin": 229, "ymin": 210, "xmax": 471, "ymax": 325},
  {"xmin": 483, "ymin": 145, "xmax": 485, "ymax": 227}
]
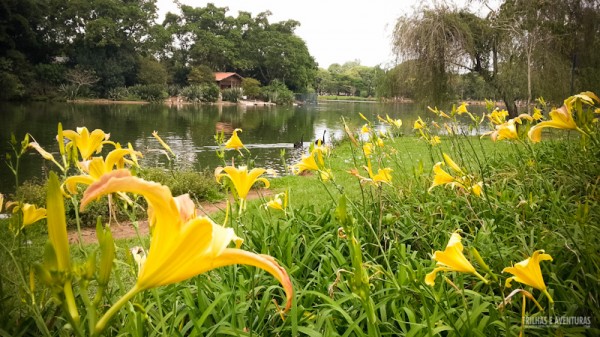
[
  {"xmin": 139, "ymin": 168, "xmax": 223, "ymax": 202},
  {"xmin": 13, "ymin": 179, "xmax": 126, "ymax": 228},
  {"xmin": 221, "ymin": 87, "xmax": 243, "ymax": 102},
  {"xmin": 108, "ymin": 87, "xmax": 130, "ymax": 101},
  {"xmin": 181, "ymin": 83, "xmax": 220, "ymax": 103},
  {"xmin": 242, "ymin": 78, "xmax": 261, "ymax": 99},
  {"xmin": 261, "ymin": 80, "xmax": 294, "ymax": 105},
  {"xmin": 129, "ymin": 84, "xmax": 168, "ymax": 102}
]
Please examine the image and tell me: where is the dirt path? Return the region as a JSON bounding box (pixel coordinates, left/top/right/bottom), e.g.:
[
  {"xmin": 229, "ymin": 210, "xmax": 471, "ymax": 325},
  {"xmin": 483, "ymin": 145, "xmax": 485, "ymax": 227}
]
[{"xmin": 67, "ymin": 190, "xmax": 272, "ymax": 245}]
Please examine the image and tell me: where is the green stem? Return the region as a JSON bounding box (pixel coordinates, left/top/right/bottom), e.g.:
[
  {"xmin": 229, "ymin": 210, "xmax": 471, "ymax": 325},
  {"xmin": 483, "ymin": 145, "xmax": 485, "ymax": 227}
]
[
  {"xmin": 80, "ymin": 281, "xmax": 97, "ymax": 333},
  {"xmin": 94, "ymin": 285, "xmax": 141, "ymax": 336},
  {"xmin": 71, "ymin": 198, "xmax": 85, "ymax": 255},
  {"xmin": 542, "ymin": 288, "xmax": 554, "ymax": 305}
]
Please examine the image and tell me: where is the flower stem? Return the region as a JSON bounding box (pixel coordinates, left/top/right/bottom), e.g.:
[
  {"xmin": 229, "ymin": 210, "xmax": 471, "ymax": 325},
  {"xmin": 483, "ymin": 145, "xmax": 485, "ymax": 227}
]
[{"xmin": 94, "ymin": 285, "xmax": 141, "ymax": 336}]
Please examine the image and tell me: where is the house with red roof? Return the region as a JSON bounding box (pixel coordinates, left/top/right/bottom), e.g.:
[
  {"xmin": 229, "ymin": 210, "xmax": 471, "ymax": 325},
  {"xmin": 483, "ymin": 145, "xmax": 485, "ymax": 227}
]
[{"xmin": 214, "ymin": 72, "xmax": 243, "ymax": 90}]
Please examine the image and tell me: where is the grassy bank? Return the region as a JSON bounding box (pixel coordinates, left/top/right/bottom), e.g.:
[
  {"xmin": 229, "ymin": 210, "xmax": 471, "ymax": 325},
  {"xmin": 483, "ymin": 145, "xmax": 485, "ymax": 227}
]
[{"xmin": 1, "ymin": 94, "xmax": 599, "ymax": 336}]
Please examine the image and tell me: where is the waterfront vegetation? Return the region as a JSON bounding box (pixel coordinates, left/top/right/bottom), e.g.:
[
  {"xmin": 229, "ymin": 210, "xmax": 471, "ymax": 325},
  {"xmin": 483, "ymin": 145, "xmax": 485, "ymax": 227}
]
[{"xmin": 1, "ymin": 92, "xmax": 599, "ymax": 336}]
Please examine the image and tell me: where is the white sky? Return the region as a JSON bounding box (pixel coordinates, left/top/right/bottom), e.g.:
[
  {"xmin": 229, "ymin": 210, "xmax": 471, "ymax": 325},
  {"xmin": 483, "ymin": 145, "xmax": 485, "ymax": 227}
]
[{"xmin": 156, "ymin": 0, "xmax": 496, "ymax": 69}]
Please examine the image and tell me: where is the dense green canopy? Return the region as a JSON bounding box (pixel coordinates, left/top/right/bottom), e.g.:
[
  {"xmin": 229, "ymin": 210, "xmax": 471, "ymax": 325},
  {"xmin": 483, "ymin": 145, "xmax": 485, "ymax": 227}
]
[{"xmin": 0, "ymin": 0, "xmax": 317, "ymax": 100}]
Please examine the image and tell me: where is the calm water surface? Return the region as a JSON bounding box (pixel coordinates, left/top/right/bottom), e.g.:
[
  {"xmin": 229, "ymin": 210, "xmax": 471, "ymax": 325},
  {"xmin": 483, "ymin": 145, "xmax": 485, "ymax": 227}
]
[{"xmin": 0, "ymin": 101, "xmax": 483, "ymax": 193}]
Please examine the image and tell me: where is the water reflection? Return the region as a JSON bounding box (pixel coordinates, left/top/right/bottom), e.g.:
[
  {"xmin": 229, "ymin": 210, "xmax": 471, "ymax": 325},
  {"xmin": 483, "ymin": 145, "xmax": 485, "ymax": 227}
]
[{"xmin": 0, "ymin": 101, "xmax": 485, "ymax": 192}]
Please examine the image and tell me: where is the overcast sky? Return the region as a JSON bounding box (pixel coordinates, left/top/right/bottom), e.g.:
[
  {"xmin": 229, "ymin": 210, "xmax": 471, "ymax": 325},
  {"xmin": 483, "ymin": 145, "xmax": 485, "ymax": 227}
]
[{"xmin": 155, "ymin": 0, "xmax": 496, "ymax": 69}]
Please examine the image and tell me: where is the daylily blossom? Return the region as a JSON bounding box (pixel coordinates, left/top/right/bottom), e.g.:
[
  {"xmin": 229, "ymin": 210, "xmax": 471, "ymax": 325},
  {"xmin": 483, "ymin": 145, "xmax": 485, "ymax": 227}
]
[
  {"xmin": 360, "ymin": 124, "xmax": 371, "ymax": 134},
  {"xmin": 429, "ymin": 136, "xmax": 441, "ymax": 146},
  {"xmin": 291, "ymin": 151, "xmax": 320, "ymax": 175},
  {"xmin": 349, "ymin": 160, "xmax": 392, "ymax": 186},
  {"xmin": 425, "ymin": 231, "xmax": 488, "ymax": 286},
  {"xmin": 11, "ymin": 203, "xmax": 47, "ymax": 227},
  {"xmin": 28, "ymin": 141, "xmax": 65, "ymax": 171},
  {"xmin": 224, "ymin": 128, "xmax": 246, "ymax": 152},
  {"xmin": 485, "ymin": 119, "xmax": 519, "ymax": 142},
  {"xmin": 378, "ymin": 114, "xmax": 403, "ymax": 128},
  {"xmin": 152, "ymin": 131, "xmax": 176, "ymax": 159},
  {"xmin": 215, "ymin": 165, "xmax": 270, "ymax": 211},
  {"xmin": 487, "ymin": 109, "xmax": 509, "ymax": 125},
  {"xmin": 456, "ymin": 102, "xmax": 469, "ymax": 114},
  {"xmin": 413, "ymin": 117, "xmax": 426, "ymax": 130},
  {"xmin": 428, "ymin": 106, "xmax": 450, "ymax": 118},
  {"xmin": 62, "ymin": 127, "xmax": 112, "ymax": 161},
  {"xmin": 362, "ymin": 143, "xmax": 373, "ymax": 157},
  {"xmin": 80, "ymin": 170, "xmax": 293, "ymax": 332},
  {"xmin": 265, "ymin": 191, "xmax": 288, "ymax": 212},
  {"xmin": 64, "ymin": 148, "xmax": 141, "ymax": 194},
  {"xmin": 528, "ymin": 105, "xmax": 577, "ymax": 143},
  {"xmin": 429, "ymin": 154, "xmax": 482, "ymax": 197},
  {"xmin": 503, "ymin": 250, "xmax": 553, "ymax": 303}
]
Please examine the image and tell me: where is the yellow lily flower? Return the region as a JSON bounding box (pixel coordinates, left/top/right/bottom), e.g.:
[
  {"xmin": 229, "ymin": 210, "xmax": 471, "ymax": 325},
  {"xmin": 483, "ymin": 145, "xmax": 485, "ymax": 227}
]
[
  {"xmin": 429, "ymin": 154, "xmax": 482, "ymax": 197},
  {"xmin": 215, "ymin": 165, "xmax": 270, "ymax": 210},
  {"xmin": 488, "ymin": 109, "xmax": 509, "ymax": 125},
  {"xmin": 350, "ymin": 160, "xmax": 392, "ymax": 186},
  {"xmin": 503, "ymin": 250, "xmax": 553, "ymax": 303},
  {"xmin": 152, "ymin": 131, "xmax": 176, "ymax": 158},
  {"xmin": 362, "ymin": 143, "xmax": 373, "ymax": 157},
  {"xmin": 265, "ymin": 191, "xmax": 288, "ymax": 212},
  {"xmin": 28, "ymin": 141, "xmax": 65, "ymax": 171},
  {"xmin": 486, "ymin": 119, "xmax": 519, "ymax": 142},
  {"xmin": 428, "ymin": 162, "xmax": 456, "ymax": 192},
  {"xmin": 413, "ymin": 117, "xmax": 426, "ymax": 130},
  {"xmin": 64, "ymin": 148, "xmax": 141, "ymax": 194},
  {"xmin": 429, "ymin": 136, "xmax": 441, "ymax": 146},
  {"xmin": 224, "ymin": 128, "xmax": 246, "ymax": 151},
  {"xmin": 456, "ymin": 102, "xmax": 469, "ymax": 114},
  {"xmin": 442, "ymin": 153, "xmax": 464, "ymax": 175},
  {"xmin": 528, "ymin": 105, "xmax": 577, "ymax": 143},
  {"xmin": 427, "ymin": 106, "xmax": 450, "ymax": 118},
  {"xmin": 12, "ymin": 203, "xmax": 47, "ymax": 227},
  {"xmin": 291, "ymin": 151, "xmax": 320, "ymax": 175},
  {"xmin": 62, "ymin": 127, "xmax": 112, "ymax": 161},
  {"xmin": 80, "ymin": 170, "xmax": 293, "ymax": 331},
  {"xmin": 21, "ymin": 203, "xmax": 47, "ymax": 227},
  {"xmin": 360, "ymin": 124, "xmax": 371, "ymax": 134},
  {"xmin": 425, "ymin": 231, "xmax": 488, "ymax": 286},
  {"xmin": 379, "ymin": 114, "xmax": 402, "ymax": 128}
]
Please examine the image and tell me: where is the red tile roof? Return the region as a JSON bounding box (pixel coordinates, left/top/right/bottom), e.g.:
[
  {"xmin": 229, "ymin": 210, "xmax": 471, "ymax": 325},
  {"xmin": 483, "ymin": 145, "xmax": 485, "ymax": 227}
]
[{"xmin": 214, "ymin": 72, "xmax": 242, "ymax": 81}]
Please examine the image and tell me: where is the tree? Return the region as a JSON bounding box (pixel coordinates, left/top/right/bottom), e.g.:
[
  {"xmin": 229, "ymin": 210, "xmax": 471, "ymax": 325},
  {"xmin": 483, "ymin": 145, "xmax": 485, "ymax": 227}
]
[
  {"xmin": 393, "ymin": 5, "xmax": 468, "ymax": 106},
  {"xmin": 137, "ymin": 57, "xmax": 168, "ymax": 85},
  {"xmin": 187, "ymin": 65, "xmax": 214, "ymax": 85},
  {"xmin": 242, "ymin": 78, "xmax": 261, "ymax": 99}
]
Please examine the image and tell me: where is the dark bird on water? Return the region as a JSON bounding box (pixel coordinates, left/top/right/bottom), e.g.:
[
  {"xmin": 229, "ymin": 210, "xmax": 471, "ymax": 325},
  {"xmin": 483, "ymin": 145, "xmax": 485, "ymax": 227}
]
[
  {"xmin": 293, "ymin": 134, "xmax": 304, "ymax": 149},
  {"xmin": 315, "ymin": 130, "xmax": 326, "ymax": 145}
]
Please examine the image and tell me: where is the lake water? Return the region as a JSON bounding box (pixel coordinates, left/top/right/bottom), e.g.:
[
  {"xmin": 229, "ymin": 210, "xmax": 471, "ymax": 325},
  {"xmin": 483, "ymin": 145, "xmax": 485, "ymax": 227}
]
[{"xmin": 0, "ymin": 101, "xmax": 484, "ymax": 193}]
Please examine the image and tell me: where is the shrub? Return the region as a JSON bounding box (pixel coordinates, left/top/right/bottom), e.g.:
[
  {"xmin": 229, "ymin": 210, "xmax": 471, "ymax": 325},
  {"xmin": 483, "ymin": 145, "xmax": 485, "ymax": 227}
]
[
  {"xmin": 261, "ymin": 80, "xmax": 294, "ymax": 105},
  {"xmin": 139, "ymin": 168, "xmax": 223, "ymax": 202},
  {"xmin": 181, "ymin": 84, "xmax": 220, "ymax": 103},
  {"xmin": 108, "ymin": 87, "xmax": 130, "ymax": 101},
  {"xmin": 242, "ymin": 78, "xmax": 261, "ymax": 99},
  {"xmin": 129, "ymin": 84, "xmax": 168, "ymax": 102},
  {"xmin": 221, "ymin": 87, "xmax": 243, "ymax": 102}
]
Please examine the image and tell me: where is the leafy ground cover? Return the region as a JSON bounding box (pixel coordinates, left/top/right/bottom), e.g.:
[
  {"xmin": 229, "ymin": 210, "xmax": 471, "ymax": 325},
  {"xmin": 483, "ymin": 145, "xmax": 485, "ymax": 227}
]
[{"xmin": 1, "ymin": 93, "xmax": 599, "ymax": 336}]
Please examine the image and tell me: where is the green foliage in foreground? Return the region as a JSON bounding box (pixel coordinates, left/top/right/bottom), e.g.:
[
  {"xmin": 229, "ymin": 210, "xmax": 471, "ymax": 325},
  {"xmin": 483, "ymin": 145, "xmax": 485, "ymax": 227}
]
[{"xmin": 1, "ymin": 99, "xmax": 599, "ymax": 335}]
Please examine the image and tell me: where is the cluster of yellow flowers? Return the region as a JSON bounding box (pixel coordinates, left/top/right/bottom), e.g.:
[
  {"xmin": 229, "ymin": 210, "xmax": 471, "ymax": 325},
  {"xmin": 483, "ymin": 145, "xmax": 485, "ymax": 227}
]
[
  {"xmin": 429, "ymin": 153, "xmax": 483, "ymax": 197},
  {"xmin": 427, "ymin": 231, "xmax": 554, "ymax": 305}
]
